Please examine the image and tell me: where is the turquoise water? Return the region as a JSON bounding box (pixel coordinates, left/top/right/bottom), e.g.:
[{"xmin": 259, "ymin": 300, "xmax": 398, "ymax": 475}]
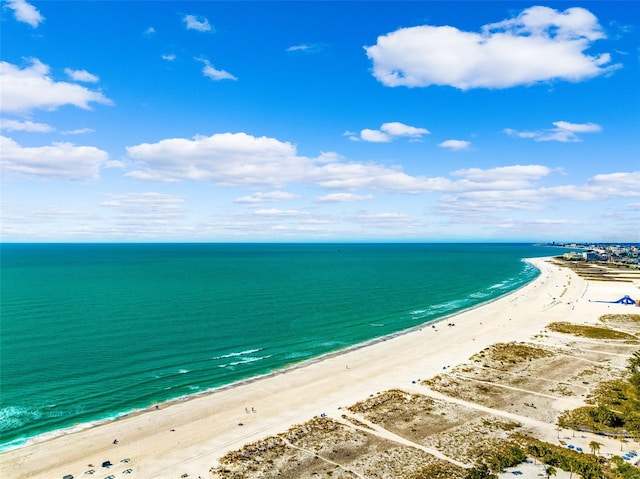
[{"xmin": 0, "ymin": 243, "xmax": 566, "ymax": 450}]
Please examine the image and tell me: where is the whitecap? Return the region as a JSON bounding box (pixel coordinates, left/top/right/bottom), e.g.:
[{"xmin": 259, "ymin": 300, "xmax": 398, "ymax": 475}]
[
  {"xmin": 211, "ymin": 348, "xmax": 263, "ymax": 360},
  {"xmin": 219, "ymin": 355, "xmax": 271, "ymax": 368}
]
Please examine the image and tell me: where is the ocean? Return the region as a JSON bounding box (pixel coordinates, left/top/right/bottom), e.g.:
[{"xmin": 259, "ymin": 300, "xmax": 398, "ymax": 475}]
[{"xmin": 0, "ymin": 243, "xmax": 568, "ymax": 451}]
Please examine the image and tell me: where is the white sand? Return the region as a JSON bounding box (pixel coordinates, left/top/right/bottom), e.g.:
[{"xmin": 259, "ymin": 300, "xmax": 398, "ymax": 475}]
[{"xmin": 1, "ymin": 257, "xmax": 638, "ymax": 479}]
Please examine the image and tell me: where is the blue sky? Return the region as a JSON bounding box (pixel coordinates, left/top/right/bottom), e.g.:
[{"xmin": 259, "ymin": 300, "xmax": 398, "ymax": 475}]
[{"xmin": 1, "ymin": 1, "xmax": 638, "ymax": 242}]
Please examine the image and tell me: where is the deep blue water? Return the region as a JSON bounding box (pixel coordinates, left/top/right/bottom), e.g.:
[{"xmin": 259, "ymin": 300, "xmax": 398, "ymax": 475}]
[{"xmin": 0, "ymin": 243, "xmax": 569, "ymax": 450}]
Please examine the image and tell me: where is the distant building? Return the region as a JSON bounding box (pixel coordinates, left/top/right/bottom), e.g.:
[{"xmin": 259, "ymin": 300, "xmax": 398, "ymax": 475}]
[{"xmin": 584, "ymin": 251, "xmax": 598, "ymax": 261}]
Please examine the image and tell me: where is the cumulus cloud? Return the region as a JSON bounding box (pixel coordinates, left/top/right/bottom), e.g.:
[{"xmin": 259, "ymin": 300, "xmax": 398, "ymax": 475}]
[
  {"xmin": 0, "ymin": 59, "xmax": 112, "ymax": 113},
  {"xmin": 439, "ymin": 189, "xmax": 547, "ymax": 214},
  {"xmin": 143, "ymin": 27, "xmax": 156, "ymax": 36},
  {"xmin": 101, "ymin": 192, "xmax": 184, "ymax": 218},
  {"xmin": 359, "ymin": 129, "xmax": 392, "ymax": 143},
  {"xmin": 126, "ymin": 132, "xmax": 301, "ymax": 184},
  {"xmin": 350, "ymin": 122, "xmax": 430, "ymax": 142},
  {"xmin": 439, "ymin": 170, "xmax": 640, "ymax": 216},
  {"xmin": 5, "ymin": 0, "xmax": 44, "ymax": 27},
  {"xmin": 588, "ymin": 171, "xmax": 640, "ymax": 192},
  {"xmin": 316, "ymin": 193, "xmax": 375, "ymax": 203},
  {"xmin": 234, "ymin": 191, "xmax": 299, "ymax": 204},
  {"xmin": 505, "ymin": 121, "xmax": 602, "ymax": 142},
  {"xmin": 439, "ymin": 139, "xmax": 471, "ymax": 151},
  {"xmin": 125, "ymin": 131, "xmax": 451, "ymax": 193},
  {"xmin": 183, "ymin": 14, "xmax": 212, "ymax": 32},
  {"xmin": 162, "ymin": 53, "xmax": 177, "ymax": 61},
  {"xmin": 1, "ymin": 135, "xmax": 108, "ymax": 179},
  {"xmin": 103, "ymin": 160, "xmax": 126, "ymax": 169},
  {"xmin": 365, "ymin": 6, "xmax": 620, "ymax": 89},
  {"xmin": 61, "ymin": 128, "xmax": 95, "ymax": 135},
  {"xmin": 0, "ymin": 119, "xmax": 54, "ymax": 133},
  {"xmin": 286, "ymin": 43, "xmax": 325, "ymax": 53},
  {"xmin": 198, "ymin": 59, "xmax": 237, "ymax": 81},
  {"xmin": 314, "ymin": 163, "xmax": 450, "ymax": 193},
  {"xmin": 452, "ymin": 164, "xmax": 552, "ymax": 190},
  {"xmin": 64, "ymin": 68, "xmax": 99, "ymax": 83}
]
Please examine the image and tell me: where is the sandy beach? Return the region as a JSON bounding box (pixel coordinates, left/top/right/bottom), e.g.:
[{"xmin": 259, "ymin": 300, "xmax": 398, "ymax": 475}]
[{"xmin": 2, "ymin": 257, "xmax": 639, "ymax": 479}]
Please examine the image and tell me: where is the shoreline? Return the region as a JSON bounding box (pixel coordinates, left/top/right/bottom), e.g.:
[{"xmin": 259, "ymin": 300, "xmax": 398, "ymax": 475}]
[
  {"xmin": 2, "ymin": 256, "xmax": 637, "ymax": 479},
  {"xmin": 0, "ymin": 258, "xmax": 540, "ymax": 454}
]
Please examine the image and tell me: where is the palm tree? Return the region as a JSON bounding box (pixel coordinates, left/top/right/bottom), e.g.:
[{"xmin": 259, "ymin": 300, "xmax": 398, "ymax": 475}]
[
  {"xmin": 589, "ymin": 440, "xmax": 602, "ymax": 455},
  {"xmin": 628, "ymin": 350, "xmax": 640, "ymax": 373},
  {"xmin": 545, "ymin": 465, "xmax": 557, "ymax": 479}
]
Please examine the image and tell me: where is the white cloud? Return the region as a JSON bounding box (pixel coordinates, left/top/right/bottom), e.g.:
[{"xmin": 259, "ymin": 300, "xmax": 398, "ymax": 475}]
[
  {"xmin": 439, "ymin": 139, "xmax": 471, "ymax": 151},
  {"xmin": 198, "ymin": 59, "xmax": 237, "ymax": 81},
  {"xmin": 586, "ymin": 171, "xmax": 640, "ymax": 196},
  {"xmin": 101, "ymin": 192, "xmax": 184, "ymax": 218},
  {"xmin": 162, "ymin": 53, "xmax": 177, "ymax": 61},
  {"xmin": 313, "ymin": 163, "xmax": 450, "ymax": 193},
  {"xmin": 183, "ymin": 14, "xmax": 212, "ymax": 32},
  {"xmin": 286, "ymin": 44, "xmax": 325, "ymax": 53},
  {"xmin": 365, "ymin": 6, "xmax": 620, "ymax": 89},
  {"xmin": 5, "ymin": 0, "xmax": 44, "ymax": 27},
  {"xmin": 254, "ymin": 208, "xmax": 308, "ymax": 217},
  {"xmin": 505, "ymin": 121, "xmax": 602, "ymax": 142},
  {"xmin": 439, "ymin": 190, "xmax": 546, "ymax": 213},
  {"xmin": 143, "ymin": 27, "xmax": 156, "ymax": 36},
  {"xmin": 1, "ymin": 135, "xmax": 108, "ymax": 179},
  {"xmin": 452, "ymin": 164, "xmax": 552, "ymax": 189},
  {"xmin": 359, "ymin": 128, "xmax": 392, "ymax": 143},
  {"xmin": 125, "ymin": 132, "xmax": 451, "ymax": 193},
  {"xmin": 61, "ymin": 128, "xmax": 95, "ymax": 135},
  {"xmin": 287, "ymin": 44, "xmax": 311, "ymax": 52},
  {"xmin": 126, "ymin": 132, "xmax": 302, "ymax": 184},
  {"xmin": 103, "ymin": 160, "xmax": 126, "ymax": 169},
  {"xmin": 64, "ymin": 68, "xmax": 99, "ymax": 83},
  {"xmin": 439, "ymin": 170, "xmax": 640, "ymax": 217},
  {"xmin": 552, "ymin": 121, "xmax": 602, "ymax": 133},
  {"xmin": 382, "ymin": 122, "xmax": 430, "ymax": 138},
  {"xmin": 0, "ymin": 119, "xmax": 54, "ymax": 133},
  {"xmin": 354, "ymin": 122, "xmax": 430, "ymax": 142},
  {"xmin": 316, "ymin": 193, "xmax": 375, "ymax": 203},
  {"xmin": 234, "ymin": 191, "xmax": 299, "ymax": 204},
  {"xmin": 483, "ymin": 6, "xmax": 605, "ymax": 41},
  {"xmin": 0, "ymin": 59, "xmax": 113, "ymax": 113}
]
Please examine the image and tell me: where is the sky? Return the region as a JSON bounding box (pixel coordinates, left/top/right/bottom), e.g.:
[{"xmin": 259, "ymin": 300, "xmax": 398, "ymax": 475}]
[{"xmin": 1, "ymin": 1, "xmax": 639, "ymax": 242}]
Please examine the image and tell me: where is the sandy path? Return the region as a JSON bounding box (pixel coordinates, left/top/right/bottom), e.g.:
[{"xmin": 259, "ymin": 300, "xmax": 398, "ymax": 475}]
[{"xmin": 1, "ymin": 257, "xmax": 637, "ymax": 479}]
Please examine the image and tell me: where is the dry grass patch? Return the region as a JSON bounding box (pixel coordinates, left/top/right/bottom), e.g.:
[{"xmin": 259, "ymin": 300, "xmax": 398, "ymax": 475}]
[
  {"xmin": 548, "ymin": 322, "xmax": 638, "ymax": 341},
  {"xmin": 211, "ymin": 416, "xmax": 463, "ymax": 479},
  {"xmin": 470, "ymin": 342, "xmax": 553, "ymax": 367},
  {"xmin": 422, "ymin": 416, "xmax": 523, "ymax": 467},
  {"xmin": 348, "ymin": 390, "xmax": 480, "ymax": 444},
  {"xmin": 422, "ymin": 374, "xmax": 561, "ymax": 423},
  {"xmin": 601, "ymin": 314, "xmax": 640, "ymax": 324}
]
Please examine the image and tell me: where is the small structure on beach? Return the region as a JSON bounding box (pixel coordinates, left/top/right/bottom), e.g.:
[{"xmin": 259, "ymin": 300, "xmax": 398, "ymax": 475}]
[
  {"xmin": 614, "ymin": 295, "xmax": 637, "ymax": 305},
  {"xmin": 591, "ymin": 295, "xmax": 637, "ymax": 305}
]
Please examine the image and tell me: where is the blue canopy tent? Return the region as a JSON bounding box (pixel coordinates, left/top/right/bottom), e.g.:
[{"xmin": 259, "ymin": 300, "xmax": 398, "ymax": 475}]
[
  {"xmin": 590, "ymin": 295, "xmax": 637, "ymax": 305},
  {"xmin": 614, "ymin": 295, "xmax": 636, "ymax": 305}
]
